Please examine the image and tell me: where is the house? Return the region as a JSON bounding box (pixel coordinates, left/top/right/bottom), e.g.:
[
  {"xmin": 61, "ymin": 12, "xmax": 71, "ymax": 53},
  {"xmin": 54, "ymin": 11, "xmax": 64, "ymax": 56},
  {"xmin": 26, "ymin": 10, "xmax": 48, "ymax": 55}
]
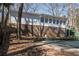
[{"xmin": 8, "ymin": 10, "xmax": 67, "ymax": 38}]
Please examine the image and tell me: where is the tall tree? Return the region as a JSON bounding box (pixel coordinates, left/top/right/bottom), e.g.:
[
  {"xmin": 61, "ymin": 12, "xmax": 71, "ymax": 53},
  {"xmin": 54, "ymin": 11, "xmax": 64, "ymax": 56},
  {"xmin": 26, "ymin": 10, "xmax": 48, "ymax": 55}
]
[
  {"xmin": 73, "ymin": 8, "xmax": 79, "ymax": 31},
  {"xmin": 0, "ymin": 3, "xmax": 12, "ymax": 55},
  {"xmin": 66, "ymin": 3, "xmax": 75, "ymax": 37},
  {"xmin": 24, "ymin": 3, "xmax": 40, "ymax": 37},
  {"xmin": 44, "ymin": 3, "xmax": 66, "ymax": 16},
  {"xmin": 43, "ymin": 3, "xmax": 67, "ymax": 37},
  {"xmin": 17, "ymin": 3, "xmax": 23, "ymax": 40}
]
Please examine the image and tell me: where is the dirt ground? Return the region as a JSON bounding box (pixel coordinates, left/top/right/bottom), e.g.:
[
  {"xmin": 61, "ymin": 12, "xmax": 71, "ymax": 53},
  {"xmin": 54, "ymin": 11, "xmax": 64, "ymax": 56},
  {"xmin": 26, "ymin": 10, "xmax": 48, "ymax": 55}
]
[{"xmin": 7, "ymin": 39, "xmax": 79, "ymax": 56}]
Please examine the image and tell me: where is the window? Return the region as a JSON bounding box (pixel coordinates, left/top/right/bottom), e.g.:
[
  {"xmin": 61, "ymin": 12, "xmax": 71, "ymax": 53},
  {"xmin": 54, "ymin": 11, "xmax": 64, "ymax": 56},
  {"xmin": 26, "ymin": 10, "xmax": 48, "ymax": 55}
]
[
  {"xmin": 57, "ymin": 20, "xmax": 59, "ymax": 24},
  {"xmin": 45, "ymin": 18, "xmax": 48, "ymax": 23},
  {"xmin": 25, "ymin": 18, "xmax": 29, "ymax": 21},
  {"xmin": 41, "ymin": 17, "xmax": 44, "ymax": 23},
  {"xmin": 60, "ymin": 20, "xmax": 62, "ymax": 25},
  {"xmin": 11, "ymin": 16, "xmax": 16, "ymax": 23},
  {"xmin": 21, "ymin": 18, "xmax": 26, "ymax": 24},
  {"xmin": 11, "ymin": 16, "xmax": 15, "ymax": 20},
  {"xmin": 29, "ymin": 18, "xmax": 32, "ymax": 22},
  {"xmin": 49, "ymin": 19, "xmax": 52, "ymax": 23},
  {"xmin": 25, "ymin": 18, "xmax": 29, "ymax": 23},
  {"xmin": 21, "ymin": 18, "xmax": 25, "ymax": 20},
  {"xmin": 63, "ymin": 21, "xmax": 66, "ymax": 25},
  {"xmin": 53, "ymin": 19, "xmax": 55, "ymax": 24},
  {"xmin": 33, "ymin": 19, "xmax": 37, "ymax": 22}
]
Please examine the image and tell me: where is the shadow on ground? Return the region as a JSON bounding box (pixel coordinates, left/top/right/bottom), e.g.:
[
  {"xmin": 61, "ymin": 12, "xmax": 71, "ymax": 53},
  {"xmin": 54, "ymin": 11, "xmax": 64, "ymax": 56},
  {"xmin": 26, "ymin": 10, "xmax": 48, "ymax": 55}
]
[{"xmin": 7, "ymin": 40, "xmax": 79, "ymax": 56}]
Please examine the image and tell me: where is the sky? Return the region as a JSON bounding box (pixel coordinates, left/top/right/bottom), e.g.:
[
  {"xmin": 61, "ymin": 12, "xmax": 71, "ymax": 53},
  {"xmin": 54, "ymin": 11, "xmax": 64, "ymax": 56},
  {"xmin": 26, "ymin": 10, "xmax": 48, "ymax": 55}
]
[
  {"xmin": 29, "ymin": 3, "xmax": 79, "ymax": 17},
  {"xmin": 11, "ymin": 3, "xmax": 69, "ymax": 17},
  {"xmin": 0, "ymin": 3, "xmax": 79, "ymax": 18}
]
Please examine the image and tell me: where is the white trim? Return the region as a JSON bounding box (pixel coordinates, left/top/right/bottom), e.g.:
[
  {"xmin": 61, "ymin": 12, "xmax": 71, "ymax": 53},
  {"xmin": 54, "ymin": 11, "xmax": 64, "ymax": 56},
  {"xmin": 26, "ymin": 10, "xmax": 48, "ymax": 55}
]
[{"xmin": 10, "ymin": 16, "xmax": 67, "ymax": 28}]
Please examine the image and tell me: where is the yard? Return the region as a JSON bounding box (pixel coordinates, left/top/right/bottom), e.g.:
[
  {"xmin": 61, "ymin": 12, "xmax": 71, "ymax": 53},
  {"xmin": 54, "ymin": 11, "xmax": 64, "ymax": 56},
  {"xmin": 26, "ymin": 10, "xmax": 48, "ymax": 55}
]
[{"xmin": 7, "ymin": 38, "xmax": 79, "ymax": 56}]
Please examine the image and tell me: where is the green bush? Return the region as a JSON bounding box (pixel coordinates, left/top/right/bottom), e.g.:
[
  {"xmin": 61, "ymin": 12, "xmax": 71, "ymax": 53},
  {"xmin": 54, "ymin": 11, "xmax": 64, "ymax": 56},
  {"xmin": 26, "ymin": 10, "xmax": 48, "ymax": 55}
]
[{"xmin": 66, "ymin": 29, "xmax": 75, "ymax": 36}]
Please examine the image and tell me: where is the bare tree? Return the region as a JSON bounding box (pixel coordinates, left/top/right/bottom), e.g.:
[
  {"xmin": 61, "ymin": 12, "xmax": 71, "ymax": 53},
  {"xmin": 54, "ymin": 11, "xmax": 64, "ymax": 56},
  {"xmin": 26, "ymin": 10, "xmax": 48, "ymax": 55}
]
[
  {"xmin": 66, "ymin": 3, "xmax": 76, "ymax": 37},
  {"xmin": 17, "ymin": 3, "xmax": 23, "ymax": 40},
  {"xmin": 24, "ymin": 3, "xmax": 40, "ymax": 37},
  {"xmin": 72, "ymin": 6, "xmax": 79, "ymax": 32},
  {"xmin": 0, "ymin": 3, "xmax": 12, "ymax": 55},
  {"xmin": 43, "ymin": 3, "xmax": 67, "ymax": 37},
  {"xmin": 44, "ymin": 3, "xmax": 66, "ymax": 16},
  {"xmin": 24, "ymin": 3, "xmax": 40, "ymax": 13},
  {"xmin": 23, "ymin": 3, "xmax": 33, "ymax": 12}
]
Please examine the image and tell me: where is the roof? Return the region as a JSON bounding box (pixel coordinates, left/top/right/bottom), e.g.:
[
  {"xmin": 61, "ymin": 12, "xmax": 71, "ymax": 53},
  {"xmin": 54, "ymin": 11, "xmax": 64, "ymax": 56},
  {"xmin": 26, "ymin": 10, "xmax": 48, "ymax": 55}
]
[{"xmin": 10, "ymin": 10, "xmax": 67, "ymax": 20}]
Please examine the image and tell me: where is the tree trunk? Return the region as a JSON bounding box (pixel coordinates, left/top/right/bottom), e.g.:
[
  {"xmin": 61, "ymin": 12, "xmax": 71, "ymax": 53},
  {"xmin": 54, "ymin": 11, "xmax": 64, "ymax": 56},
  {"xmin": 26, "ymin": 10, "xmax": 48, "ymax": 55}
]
[
  {"xmin": 0, "ymin": 4, "xmax": 4, "ymax": 45},
  {"xmin": 57, "ymin": 27, "xmax": 61, "ymax": 37},
  {"xmin": 17, "ymin": 4, "xmax": 23, "ymax": 40},
  {"xmin": 0, "ymin": 4, "xmax": 10, "ymax": 56},
  {"xmin": 31, "ymin": 19, "xmax": 33, "ymax": 36}
]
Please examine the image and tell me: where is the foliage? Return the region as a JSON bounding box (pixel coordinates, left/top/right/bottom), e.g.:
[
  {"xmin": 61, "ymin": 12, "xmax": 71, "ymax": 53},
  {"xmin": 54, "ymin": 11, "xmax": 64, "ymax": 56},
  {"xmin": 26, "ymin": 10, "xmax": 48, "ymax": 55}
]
[
  {"xmin": 66, "ymin": 27, "xmax": 75, "ymax": 37},
  {"xmin": 73, "ymin": 8, "xmax": 79, "ymax": 28}
]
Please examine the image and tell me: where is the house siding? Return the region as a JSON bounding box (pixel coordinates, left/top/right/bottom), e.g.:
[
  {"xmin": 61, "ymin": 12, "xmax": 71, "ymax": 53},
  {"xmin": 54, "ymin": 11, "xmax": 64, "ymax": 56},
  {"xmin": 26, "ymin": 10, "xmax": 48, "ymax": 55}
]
[{"xmin": 8, "ymin": 11, "xmax": 67, "ymax": 38}]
